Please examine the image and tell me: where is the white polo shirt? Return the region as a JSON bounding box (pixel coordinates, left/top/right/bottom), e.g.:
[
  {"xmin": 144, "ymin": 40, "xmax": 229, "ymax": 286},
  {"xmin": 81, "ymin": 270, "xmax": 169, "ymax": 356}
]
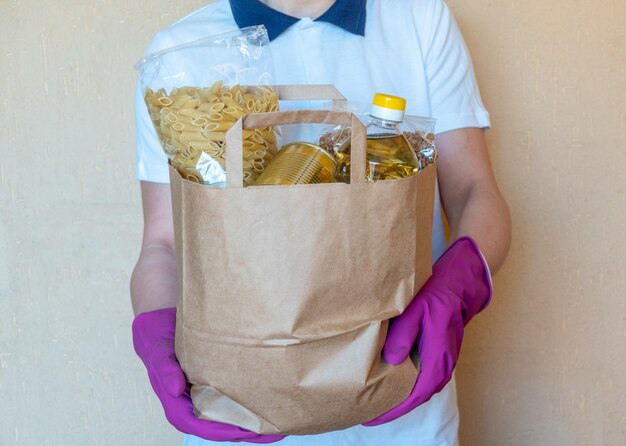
[{"xmin": 134, "ymin": 1, "xmax": 489, "ymax": 444}]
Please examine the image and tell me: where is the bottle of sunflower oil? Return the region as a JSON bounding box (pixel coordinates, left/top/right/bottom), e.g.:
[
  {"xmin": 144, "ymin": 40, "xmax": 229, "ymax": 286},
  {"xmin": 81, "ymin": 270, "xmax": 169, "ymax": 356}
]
[{"xmin": 336, "ymin": 93, "xmax": 420, "ymax": 182}]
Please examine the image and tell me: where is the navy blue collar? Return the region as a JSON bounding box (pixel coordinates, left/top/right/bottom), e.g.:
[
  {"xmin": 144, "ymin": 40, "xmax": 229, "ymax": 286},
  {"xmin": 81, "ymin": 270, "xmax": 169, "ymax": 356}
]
[{"xmin": 229, "ymin": 0, "xmax": 366, "ymax": 41}]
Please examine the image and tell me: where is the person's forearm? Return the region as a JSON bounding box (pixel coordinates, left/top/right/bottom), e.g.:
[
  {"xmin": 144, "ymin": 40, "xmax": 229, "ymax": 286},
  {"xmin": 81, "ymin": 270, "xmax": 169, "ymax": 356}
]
[
  {"xmin": 435, "ymin": 128, "xmax": 511, "ymax": 275},
  {"xmin": 447, "ymin": 184, "xmax": 511, "ymax": 275},
  {"xmin": 130, "ymin": 243, "xmax": 179, "ymax": 315}
]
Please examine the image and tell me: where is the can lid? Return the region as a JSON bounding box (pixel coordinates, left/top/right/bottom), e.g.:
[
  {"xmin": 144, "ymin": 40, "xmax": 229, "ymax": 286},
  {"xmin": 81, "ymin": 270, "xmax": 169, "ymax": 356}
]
[{"xmin": 371, "ymin": 93, "xmax": 406, "ymax": 122}]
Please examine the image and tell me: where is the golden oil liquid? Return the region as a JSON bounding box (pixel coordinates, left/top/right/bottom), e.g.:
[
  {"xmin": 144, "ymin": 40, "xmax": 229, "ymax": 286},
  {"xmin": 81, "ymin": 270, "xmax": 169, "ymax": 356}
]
[{"xmin": 336, "ymin": 134, "xmax": 419, "ymax": 182}]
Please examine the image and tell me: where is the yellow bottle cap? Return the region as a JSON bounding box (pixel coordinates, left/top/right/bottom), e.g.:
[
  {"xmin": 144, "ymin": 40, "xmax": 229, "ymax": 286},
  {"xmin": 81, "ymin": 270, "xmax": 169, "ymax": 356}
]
[{"xmin": 372, "ymin": 93, "xmax": 406, "ymax": 112}]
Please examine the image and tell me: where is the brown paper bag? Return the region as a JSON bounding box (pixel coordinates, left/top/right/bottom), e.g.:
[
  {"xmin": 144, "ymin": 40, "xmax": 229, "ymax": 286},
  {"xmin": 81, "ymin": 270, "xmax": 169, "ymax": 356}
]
[{"xmin": 169, "ymin": 85, "xmax": 436, "ymax": 435}]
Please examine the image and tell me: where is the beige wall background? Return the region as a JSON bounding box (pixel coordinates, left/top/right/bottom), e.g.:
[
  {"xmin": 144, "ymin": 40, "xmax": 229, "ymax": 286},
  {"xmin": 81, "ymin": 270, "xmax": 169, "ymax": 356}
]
[{"xmin": 1, "ymin": 1, "xmax": 624, "ymax": 445}]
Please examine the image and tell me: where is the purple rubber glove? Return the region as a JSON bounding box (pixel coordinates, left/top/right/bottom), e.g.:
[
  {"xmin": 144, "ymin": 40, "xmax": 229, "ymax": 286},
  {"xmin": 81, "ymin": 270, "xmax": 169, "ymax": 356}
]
[
  {"xmin": 364, "ymin": 236, "xmax": 492, "ymax": 426},
  {"xmin": 132, "ymin": 307, "xmax": 285, "ymax": 443}
]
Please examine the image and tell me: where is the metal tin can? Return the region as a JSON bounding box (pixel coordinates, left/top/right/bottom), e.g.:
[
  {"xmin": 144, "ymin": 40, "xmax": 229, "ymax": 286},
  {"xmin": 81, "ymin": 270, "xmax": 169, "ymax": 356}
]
[{"xmin": 254, "ymin": 142, "xmax": 337, "ymax": 185}]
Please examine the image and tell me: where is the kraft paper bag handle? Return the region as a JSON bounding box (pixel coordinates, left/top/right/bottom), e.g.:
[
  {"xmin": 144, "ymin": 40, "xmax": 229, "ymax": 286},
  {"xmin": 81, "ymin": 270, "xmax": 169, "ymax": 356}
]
[
  {"xmin": 226, "ymin": 109, "xmax": 366, "ymax": 188},
  {"xmin": 274, "ymin": 84, "xmax": 345, "ymax": 102}
]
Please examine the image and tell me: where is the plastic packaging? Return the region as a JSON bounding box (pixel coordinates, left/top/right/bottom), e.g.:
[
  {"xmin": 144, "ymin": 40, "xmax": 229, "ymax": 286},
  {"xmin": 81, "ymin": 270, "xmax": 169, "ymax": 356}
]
[
  {"xmin": 403, "ymin": 115, "xmax": 438, "ymax": 171},
  {"xmin": 319, "ymin": 100, "xmax": 438, "ymax": 179},
  {"xmin": 135, "ymin": 26, "xmax": 278, "ymax": 186}
]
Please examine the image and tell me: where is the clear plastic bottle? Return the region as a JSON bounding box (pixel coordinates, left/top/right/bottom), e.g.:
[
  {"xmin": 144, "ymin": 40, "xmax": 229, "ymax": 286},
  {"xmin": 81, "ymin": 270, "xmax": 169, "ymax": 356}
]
[{"xmin": 336, "ymin": 93, "xmax": 420, "ymax": 182}]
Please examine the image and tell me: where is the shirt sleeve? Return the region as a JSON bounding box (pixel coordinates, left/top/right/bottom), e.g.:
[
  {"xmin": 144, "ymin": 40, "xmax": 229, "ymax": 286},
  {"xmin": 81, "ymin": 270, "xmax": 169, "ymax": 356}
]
[
  {"xmin": 423, "ymin": 0, "xmax": 490, "ymax": 134},
  {"xmin": 134, "ymin": 75, "xmax": 170, "ymax": 183}
]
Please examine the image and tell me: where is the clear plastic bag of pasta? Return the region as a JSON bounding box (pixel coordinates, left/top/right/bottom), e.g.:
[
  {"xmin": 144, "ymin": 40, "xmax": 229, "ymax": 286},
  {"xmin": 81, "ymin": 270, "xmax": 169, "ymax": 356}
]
[{"xmin": 135, "ymin": 25, "xmax": 279, "ymax": 186}]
